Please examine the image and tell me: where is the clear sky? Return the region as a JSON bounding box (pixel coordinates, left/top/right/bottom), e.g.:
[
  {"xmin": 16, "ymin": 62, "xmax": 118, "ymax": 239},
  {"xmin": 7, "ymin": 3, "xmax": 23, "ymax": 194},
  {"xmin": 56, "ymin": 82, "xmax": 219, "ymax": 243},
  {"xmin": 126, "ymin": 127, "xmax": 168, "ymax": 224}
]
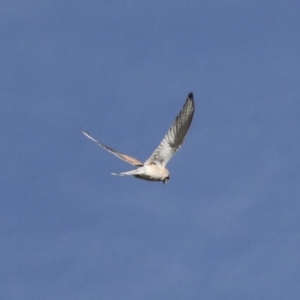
[{"xmin": 1, "ymin": 1, "xmax": 300, "ymax": 299}]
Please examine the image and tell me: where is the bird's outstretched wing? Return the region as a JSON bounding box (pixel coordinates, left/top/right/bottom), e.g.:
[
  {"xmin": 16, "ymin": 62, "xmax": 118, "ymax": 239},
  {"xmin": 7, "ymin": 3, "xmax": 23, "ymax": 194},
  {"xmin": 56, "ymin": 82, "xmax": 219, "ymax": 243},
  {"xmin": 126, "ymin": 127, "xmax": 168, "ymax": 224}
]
[
  {"xmin": 144, "ymin": 93, "xmax": 195, "ymax": 167},
  {"xmin": 81, "ymin": 130, "xmax": 143, "ymax": 166}
]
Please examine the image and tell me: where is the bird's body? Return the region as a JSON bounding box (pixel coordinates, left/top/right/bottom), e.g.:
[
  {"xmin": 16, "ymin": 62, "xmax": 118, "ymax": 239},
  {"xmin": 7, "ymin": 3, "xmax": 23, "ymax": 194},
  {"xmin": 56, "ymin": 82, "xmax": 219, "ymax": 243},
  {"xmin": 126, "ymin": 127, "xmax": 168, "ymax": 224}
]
[{"xmin": 82, "ymin": 93, "xmax": 195, "ymax": 184}]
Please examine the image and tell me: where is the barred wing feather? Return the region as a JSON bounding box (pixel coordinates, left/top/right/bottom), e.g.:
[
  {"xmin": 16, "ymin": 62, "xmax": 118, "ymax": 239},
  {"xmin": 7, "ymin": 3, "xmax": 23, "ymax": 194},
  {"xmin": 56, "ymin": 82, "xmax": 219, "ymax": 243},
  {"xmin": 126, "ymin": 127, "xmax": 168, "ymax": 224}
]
[{"xmin": 144, "ymin": 93, "xmax": 195, "ymax": 167}]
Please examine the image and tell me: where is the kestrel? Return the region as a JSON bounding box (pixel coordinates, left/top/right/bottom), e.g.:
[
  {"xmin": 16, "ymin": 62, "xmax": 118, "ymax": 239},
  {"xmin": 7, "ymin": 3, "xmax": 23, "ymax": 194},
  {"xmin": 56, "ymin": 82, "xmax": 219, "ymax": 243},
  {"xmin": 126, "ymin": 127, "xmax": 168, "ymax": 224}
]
[{"xmin": 82, "ymin": 92, "xmax": 195, "ymax": 184}]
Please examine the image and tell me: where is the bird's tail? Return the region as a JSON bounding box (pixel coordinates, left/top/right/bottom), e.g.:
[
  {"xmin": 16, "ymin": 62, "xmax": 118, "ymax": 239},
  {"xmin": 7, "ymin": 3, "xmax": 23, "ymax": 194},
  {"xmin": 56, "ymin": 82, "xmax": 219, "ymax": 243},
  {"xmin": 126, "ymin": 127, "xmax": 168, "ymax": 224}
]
[{"xmin": 111, "ymin": 167, "xmax": 145, "ymax": 177}]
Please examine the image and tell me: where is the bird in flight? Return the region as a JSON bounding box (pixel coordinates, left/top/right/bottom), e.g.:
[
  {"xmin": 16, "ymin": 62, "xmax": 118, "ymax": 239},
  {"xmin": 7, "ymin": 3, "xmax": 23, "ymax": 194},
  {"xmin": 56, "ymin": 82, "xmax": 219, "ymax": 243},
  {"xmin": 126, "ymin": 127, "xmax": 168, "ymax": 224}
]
[{"xmin": 82, "ymin": 92, "xmax": 195, "ymax": 184}]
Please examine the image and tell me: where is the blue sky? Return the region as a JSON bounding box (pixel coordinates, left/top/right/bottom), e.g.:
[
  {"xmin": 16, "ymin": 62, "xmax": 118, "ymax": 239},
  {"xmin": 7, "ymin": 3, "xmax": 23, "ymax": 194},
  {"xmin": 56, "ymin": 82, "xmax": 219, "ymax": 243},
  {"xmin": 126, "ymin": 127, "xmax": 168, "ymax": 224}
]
[{"xmin": 1, "ymin": 1, "xmax": 300, "ymax": 299}]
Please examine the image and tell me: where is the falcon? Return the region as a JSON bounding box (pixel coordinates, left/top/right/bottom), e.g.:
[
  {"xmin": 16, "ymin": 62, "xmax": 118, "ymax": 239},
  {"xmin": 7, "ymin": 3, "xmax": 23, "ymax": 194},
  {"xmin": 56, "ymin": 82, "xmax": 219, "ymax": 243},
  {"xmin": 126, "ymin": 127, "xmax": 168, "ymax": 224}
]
[{"xmin": 82, "ymin": 93, "xmax": 195, "ymax": 184}]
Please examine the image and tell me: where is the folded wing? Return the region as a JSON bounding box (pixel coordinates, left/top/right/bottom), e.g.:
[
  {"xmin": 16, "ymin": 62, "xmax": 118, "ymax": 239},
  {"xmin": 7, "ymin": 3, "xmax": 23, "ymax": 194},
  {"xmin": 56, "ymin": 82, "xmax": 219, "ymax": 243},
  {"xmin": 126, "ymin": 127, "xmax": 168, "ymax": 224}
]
[
  {"xmin": 81, "ymin": 130, "xmax": 143, "ymax": 166},
  {"xmin": 144, "ymin": 93, "xmax": 195, "ymax": 167}
]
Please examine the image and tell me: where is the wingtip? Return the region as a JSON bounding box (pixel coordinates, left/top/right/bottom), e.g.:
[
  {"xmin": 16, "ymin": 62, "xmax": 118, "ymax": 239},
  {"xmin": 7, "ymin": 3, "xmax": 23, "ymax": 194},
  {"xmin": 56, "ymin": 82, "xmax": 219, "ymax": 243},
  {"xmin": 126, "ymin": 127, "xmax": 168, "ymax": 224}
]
[
  {"xmin": 187, "ymin": 92, "xmax": 195, "ymax": 109},
  {"xmin": 81, "ymin": 130, "xmax": 91, "ymax": 140},
  {"xmin": 81, "ymin": 130, "xmax": 99, "ymax": 144}
]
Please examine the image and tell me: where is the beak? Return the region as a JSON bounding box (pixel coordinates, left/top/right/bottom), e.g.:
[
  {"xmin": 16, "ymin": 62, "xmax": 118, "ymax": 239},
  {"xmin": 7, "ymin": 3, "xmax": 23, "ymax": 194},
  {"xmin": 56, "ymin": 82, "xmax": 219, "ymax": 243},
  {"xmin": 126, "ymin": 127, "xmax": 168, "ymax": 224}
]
[{"xmin": 163, "ymin": 179, "xmax": 168, "ymax": 184}]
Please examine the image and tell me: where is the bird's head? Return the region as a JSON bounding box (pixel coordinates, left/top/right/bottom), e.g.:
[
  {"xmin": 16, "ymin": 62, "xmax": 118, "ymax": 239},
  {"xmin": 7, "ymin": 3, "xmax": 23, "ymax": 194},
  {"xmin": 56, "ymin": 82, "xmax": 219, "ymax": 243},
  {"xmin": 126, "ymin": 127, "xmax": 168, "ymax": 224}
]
[{"xmin": 162, "ymin": 170, "xmax": 170, "ymax": 184}]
